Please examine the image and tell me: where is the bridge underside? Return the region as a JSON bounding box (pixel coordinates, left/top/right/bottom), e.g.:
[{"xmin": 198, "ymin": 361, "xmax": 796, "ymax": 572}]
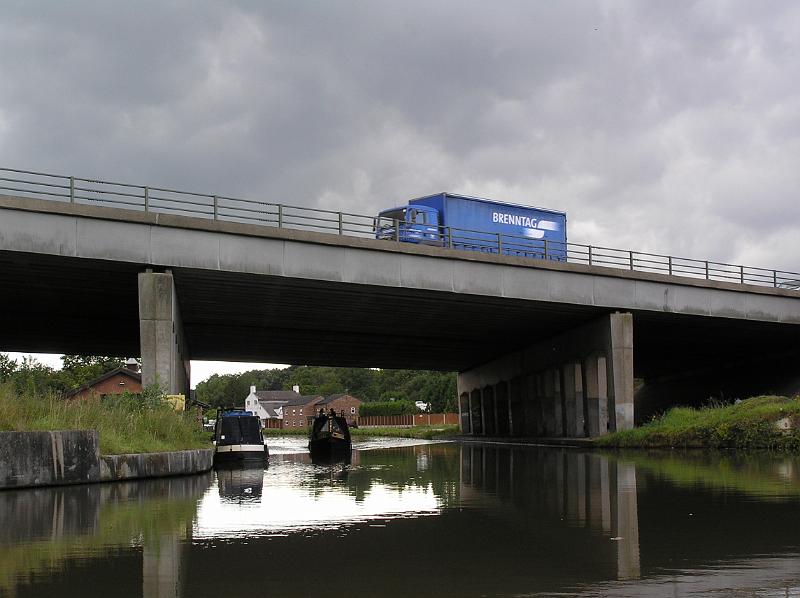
[{"xmin": 1, "ymin": 249, "xmax": 798, "ymax": 424}]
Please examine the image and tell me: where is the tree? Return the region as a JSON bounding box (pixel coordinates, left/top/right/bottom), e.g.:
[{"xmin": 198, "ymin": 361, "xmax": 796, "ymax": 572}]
[
  {"xmin": 0, "ymin": 353, "xmax": 17, "ymax": 382},
  {"xmin": 58, "ymin": 355, "xmax": 125, "ymax": 390},
  {"xmin": 194, "ymin": 365, "xmax": 459, "ymax": 412}
]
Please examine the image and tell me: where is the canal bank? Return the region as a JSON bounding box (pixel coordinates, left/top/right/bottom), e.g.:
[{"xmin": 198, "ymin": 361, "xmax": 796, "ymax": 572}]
[
  {"xmin": 456, "ymin": 395, "xmax": 800, "ymax": 451},
  {"xmin": 0, "ymin": 430, "xmax": 213, "ymax": 489}
]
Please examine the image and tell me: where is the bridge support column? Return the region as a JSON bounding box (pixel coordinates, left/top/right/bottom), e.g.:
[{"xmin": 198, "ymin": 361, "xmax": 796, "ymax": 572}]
[
  {"xmin": 563, "ymin": 363, "xmax": 586, "ymax": 437},
  {"xmin": 457, "ymin": 312, "xmax": 634, "ymax": 437},
  {"xmin": 138, "ymin": 270, "xmax": 190, "ymax": 397}
]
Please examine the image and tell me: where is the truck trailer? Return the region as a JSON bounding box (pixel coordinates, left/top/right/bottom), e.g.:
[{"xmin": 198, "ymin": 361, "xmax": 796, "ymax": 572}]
[{"xmin": 375, "ymin": 192, "xmax": 567, "ymax": 259}]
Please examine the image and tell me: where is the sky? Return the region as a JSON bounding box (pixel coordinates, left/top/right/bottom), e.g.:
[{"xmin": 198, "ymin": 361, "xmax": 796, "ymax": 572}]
[{"xmin": 2, "ymin": 1, "xmax": 799, "ymax": 385}]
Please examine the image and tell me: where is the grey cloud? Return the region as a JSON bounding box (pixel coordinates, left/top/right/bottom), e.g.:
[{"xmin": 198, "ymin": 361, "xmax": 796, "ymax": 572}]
[{"xmin": 0, "ymin": 0, "xmax": 798, "ymax": 271}]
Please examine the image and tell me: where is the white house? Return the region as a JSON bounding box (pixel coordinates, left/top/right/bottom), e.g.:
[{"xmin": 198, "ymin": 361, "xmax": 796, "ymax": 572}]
[{"xmin": 244, "ymin": 385, "xmax": 302, "ymax": 427}]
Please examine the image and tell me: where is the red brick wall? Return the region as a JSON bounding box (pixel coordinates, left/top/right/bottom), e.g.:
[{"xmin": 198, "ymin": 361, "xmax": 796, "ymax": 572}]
[
  {"xmin": 323, "ymin": 395, "xmax": 363, "ymax": 422},
  {"xmin": 282, "ymin": 397, "xmax": 322, "ymax": 429},
  {"xmin": 70, "ymin": 374, "xmax": 142, "ymax": 401}
]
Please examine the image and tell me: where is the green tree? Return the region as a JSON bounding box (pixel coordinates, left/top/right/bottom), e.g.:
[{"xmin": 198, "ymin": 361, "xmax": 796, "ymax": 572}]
[
  {"xmin": 59, "ymin": 355, "xmax": 124, "ymax": 390},
  {"xmin": 0, "ymin": 353, "xmax": 17, "ymax": 382}
]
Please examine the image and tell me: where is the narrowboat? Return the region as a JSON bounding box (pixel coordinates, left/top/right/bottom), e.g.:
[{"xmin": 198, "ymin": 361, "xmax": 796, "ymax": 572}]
[
  {"xmin": 308, "ymin": 409, "xmax": 352, "ymax": 457},
  {"xmin": 213, "ymin": 408, "xmax": 269, "ymax": 465}
]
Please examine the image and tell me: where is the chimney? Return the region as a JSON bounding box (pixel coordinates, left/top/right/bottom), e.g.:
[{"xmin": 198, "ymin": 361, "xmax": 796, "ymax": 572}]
[
  {"xmin": 250, "ymin": 385, "xmax": 256, "ymax": 394},
  {"xmin": 124, "ymin": 358, "xmax": 140, "ymax": 373},
  {"xmin": 292, "ymin": 385, "xmax": 300, "ymax": 394}
]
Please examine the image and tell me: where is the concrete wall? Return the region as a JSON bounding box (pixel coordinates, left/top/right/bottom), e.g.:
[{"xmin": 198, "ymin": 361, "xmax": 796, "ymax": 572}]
[
  {"xmin": 0, "ymin": 430, "xmax": 101, "ymax": 488},
  {"xmin": 100, "ymin": 449, "xmax": 213, "ymax": 481},
  {"xmin": 0, "ymin": 430, "xmax": 213, "ymax": 489},
  {"xmin": 457, "ymin": 313, "xmax": 634, "ymax": 437}
]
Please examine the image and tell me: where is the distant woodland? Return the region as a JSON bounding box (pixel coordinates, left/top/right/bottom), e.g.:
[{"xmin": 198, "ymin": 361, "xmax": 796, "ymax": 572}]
[
  {"xmin": 0, "ymin": 355, "xmax": 458, "ymax": 413},
  {"xmin": 195, "ymin": 365, "xmax": 458, "ymax": 412}
]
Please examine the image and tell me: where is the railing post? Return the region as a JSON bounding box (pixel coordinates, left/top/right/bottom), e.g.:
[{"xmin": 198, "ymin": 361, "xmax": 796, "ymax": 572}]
[
  {"xmin": 668, "ymin": 256, "xmax": 673, "ymax": 276},
  {"xmin": 497, "ymin": 232, "xmax": 502, "ymax": 254},
  {"xmin": 740, "ymin": 265, "xmax": 745, "ymax": 284},
  {"xmin": 705, "ymin": 261, "xmax": 709, "ymax": 279},
  {"xmin": 338, "ymin": 212, "xmax": 343, "ymax": 235},
  {"xmin": 213, "ymin": 195, "xmax": 218, "ymax": 220},
  {"xmin": 394, "ymin": 219, "xmax": 400, "ymax": 242},
  {"xmin": 69, "ymin": 177, "xmax": 75, "ymax": 203},
  {"xmin": 447, "ymin": 227, "xmax": 453, "ymax": 249},
  {"xmin": 629, "ymin": 251, "xmax": 634, "ymax": 270},
  {"xmin": 543, "ymin": 239, "xmax": 548, "ymax": 259},
  {"xmin": 588, "ymin": 245, "xmax": 593, "ymax": 266},
  {"xmin": 278, "ymin": 204, "xmax": 283, "ymax": 228},
  {"xmin": 144, "ymin": 186, "xmax": 149, "ymax": 211},
  {"xmin": 773, "ymin": 270, "xmax": 778, "ymax": 287}
]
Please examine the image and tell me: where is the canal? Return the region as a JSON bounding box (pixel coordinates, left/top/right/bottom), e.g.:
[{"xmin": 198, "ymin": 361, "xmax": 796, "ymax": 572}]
[{"xmin": 2, "ymin": 438, "xmax": 800, "ymax": 596}]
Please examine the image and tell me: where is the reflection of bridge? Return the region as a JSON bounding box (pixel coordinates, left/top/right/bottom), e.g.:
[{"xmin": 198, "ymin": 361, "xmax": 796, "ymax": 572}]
[
  {"xmin": 1, "ymin": 167, "xmax": 800, "ymax": 436},
  {"xmin": 3, "ymin": 444, "xmax": 800, "ymax": 596},
  {"xmin": 460, "ymin": 445, "xmax": 640, "ymax": 580},
  {"xmin": 0, "ymin": 474, "xmax": 209, "ymax": 597}
]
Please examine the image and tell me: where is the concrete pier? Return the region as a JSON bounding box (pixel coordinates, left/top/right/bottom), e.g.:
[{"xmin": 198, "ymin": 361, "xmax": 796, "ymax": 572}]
[
  {"xmin": 138, "ymin": 270, "xmax": 190, "ymax": 396},
  {"xmin": 457, "ymin": 312, "xmax": 634, "ymax": 437}
]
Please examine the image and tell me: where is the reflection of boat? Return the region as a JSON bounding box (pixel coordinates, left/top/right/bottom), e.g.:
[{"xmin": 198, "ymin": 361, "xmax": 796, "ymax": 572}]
[
  {"xmin": 308, "ymin": 410, "xmax": 352, "ymax": 457},
  {"xmin": 310, "ymin": 451, "xmax": 352, "ymax": 466},
  {"xmin": 213, "ymin": 408, "xmax": 269, "ymax": 465},
  {"xmin": 217, "ymin": 465, "xmax": 265, "ymax": 502}
]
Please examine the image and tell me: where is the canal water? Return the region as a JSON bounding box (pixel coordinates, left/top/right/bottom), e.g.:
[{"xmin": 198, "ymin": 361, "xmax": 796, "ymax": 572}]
[{"xmin": 2, "ymin": 438, "xmax": 800, "ymax": 597}]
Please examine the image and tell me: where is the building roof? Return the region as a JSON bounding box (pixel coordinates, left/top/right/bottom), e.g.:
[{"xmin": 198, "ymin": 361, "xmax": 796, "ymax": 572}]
[
  {"xmin": 253, "ymin": 390, "xmax": 301, "ymax": 402},
  {"xmin": 65, "ymin": 367, "xmax": 142, "ymax": 398},
  {"xmin": 317, "ymin": 393, "xmax": 362, "ymax": 405},
  {"xmin": 261, "ymin": 404, "xmax": 282, "ymax": 418},
  {"xmin": 283, "ymin": 395, "xmax": 324, "ymax": 407}
]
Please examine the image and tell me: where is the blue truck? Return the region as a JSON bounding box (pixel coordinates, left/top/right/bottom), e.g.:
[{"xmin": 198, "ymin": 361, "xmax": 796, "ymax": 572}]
[{"xmin": 375, "ymin": 192, "xmax": 567, "ymax": 259}]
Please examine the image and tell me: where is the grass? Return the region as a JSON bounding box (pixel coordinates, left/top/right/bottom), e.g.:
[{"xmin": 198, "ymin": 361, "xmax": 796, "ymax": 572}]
[
  {"xmin": 262, "ymin": 424, "xmax": 460, "ymax": 440},
  {"xmin": 596, "ymin": 395, "xmax": 800, "ymax": 450},
  {"xmin": 0, "ymin": 383, "xmax": 211, "ymax": 454}
]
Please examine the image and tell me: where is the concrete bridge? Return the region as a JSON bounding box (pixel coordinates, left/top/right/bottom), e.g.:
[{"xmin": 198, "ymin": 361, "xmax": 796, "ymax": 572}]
[{"xmin": 1, "ymin": 168, "xmax": 798, "ymax": 437}]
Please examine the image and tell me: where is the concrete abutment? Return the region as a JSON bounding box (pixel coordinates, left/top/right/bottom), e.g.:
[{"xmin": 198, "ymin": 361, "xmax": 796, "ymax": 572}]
[
  {"xmin": 457, "ymin": 312, "xmax": 634, "ymax": 438},
  {"xmin": 138, "ymin": 270, "xmax": 190, "ymax": 397}
]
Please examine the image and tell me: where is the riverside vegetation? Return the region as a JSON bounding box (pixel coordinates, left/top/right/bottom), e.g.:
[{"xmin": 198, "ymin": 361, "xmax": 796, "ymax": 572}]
[
  {"xmin": 0, "ymin": 384, "xmax": 210, "ymax": 455},
  {"xmin": 597, "ymin": 395, "xmax": 800, "ymax": 450}
]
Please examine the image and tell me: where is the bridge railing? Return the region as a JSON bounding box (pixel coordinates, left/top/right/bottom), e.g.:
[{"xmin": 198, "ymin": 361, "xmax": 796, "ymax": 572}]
[{"xmin": 2, "ymin": 166, "xmax": 799, "ymax": 290}]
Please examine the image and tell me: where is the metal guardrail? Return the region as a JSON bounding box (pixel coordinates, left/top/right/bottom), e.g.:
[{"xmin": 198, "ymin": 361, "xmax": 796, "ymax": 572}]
[{"xmin": 2, "ymin": 166, "xmax": 799, "ymax": 290}]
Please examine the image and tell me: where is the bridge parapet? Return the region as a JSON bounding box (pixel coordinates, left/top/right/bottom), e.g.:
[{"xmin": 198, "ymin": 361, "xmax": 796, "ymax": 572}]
[{"xmin": 2, "ymin": 166, "xmax": 798, "ymax": 291}]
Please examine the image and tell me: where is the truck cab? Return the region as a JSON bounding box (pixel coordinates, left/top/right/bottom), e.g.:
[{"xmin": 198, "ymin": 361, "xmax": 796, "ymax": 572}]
[{"xmin": 375, "ymin": 204, "xmax": 441, "ymax": 244}]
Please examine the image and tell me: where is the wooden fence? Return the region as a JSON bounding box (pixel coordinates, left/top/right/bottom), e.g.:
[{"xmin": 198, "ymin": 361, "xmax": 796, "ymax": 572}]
[{"xmin": 356, "ymin": 413, "xmax": 459, "ymax": 428}]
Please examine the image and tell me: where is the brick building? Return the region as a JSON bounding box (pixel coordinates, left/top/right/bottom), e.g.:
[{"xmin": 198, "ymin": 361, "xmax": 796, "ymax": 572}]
[
  {"xmin": 65, "ymin": 360, "xmax": 143, "ymax": 400},
  {"xmin": 282, "ymin": 395, "xmax": 324, "ymax": 428},
  {"xmin": 315, "ymin": 394, "xmax": 363, "ymax": 426}
]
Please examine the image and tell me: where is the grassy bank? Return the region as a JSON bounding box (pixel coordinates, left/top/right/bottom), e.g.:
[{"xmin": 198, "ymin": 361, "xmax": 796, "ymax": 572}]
[
  {"xmin": 596, "ymin": 395, "xmax": 800, "ymax": 450},
  {"xmin": 263, "ymin": 424, "xmax": 459, "ymax": 440},
  {"xmin": 0, "ymin": 384, "xmax": 210, "ymax": 454}
]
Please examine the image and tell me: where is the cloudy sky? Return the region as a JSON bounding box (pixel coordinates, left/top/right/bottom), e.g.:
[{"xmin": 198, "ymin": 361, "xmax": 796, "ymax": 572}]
[{"xmin": 2, "ymin": 1, "xmax": 799, "ymax": 382}]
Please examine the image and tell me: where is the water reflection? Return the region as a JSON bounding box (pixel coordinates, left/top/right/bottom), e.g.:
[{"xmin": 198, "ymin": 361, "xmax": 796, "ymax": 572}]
[
  {"xmin": 2, "ymin": 444, "xmax": 800, "ymax": 597},
  {"xmin": 460, "ymin": 445, "xmax": 641, "ymax": 582},
  {"xmin": 0, "ymin": 473, "xmax": 210, "ymax": 598},
  {"xmin": 194, "ymin": 447, "xmax": 449, "ymax": 538}
]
